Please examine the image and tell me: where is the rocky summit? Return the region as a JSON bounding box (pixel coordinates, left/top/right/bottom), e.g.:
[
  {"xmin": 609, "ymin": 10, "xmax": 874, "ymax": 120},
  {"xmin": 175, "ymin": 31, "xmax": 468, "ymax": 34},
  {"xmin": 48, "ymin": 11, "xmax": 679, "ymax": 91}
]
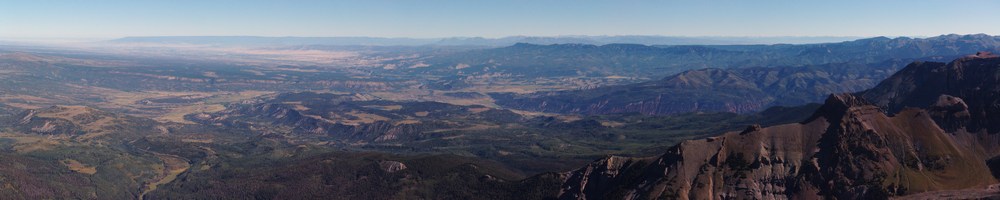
[{"xmin": 557, "ymin": 54, "xmax": 1000, "ymax": 199}]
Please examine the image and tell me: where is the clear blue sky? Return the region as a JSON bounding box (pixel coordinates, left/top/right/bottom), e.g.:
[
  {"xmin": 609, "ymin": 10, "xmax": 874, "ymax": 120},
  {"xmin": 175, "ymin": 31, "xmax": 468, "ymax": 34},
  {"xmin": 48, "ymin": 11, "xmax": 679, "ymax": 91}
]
[{"xmin": 1, "ymin": 0, "xmax": 998, "ymax": 39}]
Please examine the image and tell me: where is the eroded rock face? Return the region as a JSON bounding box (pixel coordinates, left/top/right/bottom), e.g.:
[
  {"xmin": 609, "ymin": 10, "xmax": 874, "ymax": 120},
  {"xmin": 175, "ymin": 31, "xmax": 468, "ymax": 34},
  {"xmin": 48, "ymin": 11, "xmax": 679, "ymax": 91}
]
[
  {"xmin": 559, "ymin": 94, "xmax": 995, "ymax": 199},
  {"xmin": 928, "ymin": 95, "xmax": 971, "ymax": 132},
  {"xmin": 861, "ymin": 53, "xmax": 1000, "ymax": 134},
  {"xmin": 559, "ymin": 55, "xmax": 1000, "ymax": 199},
  {"xmin": 379, "ymin": 161, "xmax": 408, "ymax": 173},
  {"xmin": 558, "ymin": 156, "xmax": 645, "ymax": 199}
]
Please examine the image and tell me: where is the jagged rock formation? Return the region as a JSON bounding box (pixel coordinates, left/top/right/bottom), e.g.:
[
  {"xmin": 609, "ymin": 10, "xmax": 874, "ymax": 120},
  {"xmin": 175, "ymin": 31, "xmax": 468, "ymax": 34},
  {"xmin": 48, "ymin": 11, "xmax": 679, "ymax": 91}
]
[
  {"xmin": 861, "ymin": 51, "xmax": 1000, "ymax": 134},
  {"xmin": 557, "ymin": 53, "xmax": 1000, "ymax": 199}
]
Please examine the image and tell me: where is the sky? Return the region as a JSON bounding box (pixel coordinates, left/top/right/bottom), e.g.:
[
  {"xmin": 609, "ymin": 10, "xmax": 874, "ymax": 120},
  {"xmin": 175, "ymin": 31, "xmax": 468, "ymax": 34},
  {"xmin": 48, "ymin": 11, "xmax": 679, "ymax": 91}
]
[{"xmin": 1, "ymin": 0, "xmax": 999, "ymax": 39}]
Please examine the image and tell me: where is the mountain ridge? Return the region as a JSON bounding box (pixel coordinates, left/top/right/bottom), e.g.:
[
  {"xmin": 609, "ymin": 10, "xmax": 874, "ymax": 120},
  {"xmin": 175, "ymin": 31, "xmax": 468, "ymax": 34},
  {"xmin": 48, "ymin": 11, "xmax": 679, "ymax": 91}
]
[
  {"xmin": 402, "ymin": 34, "xmax": 1000, "ymax": 95},
  {"xmin": 491, "ymin": 59, "xmax": 914, "ymax": 115},
  {"xmin": 555, "ymin": 53, "xmax": 1000, "ymax": 199},
  {"xmin": 108, "ymin": 35, "xmax": 866, "ymax": 47}
]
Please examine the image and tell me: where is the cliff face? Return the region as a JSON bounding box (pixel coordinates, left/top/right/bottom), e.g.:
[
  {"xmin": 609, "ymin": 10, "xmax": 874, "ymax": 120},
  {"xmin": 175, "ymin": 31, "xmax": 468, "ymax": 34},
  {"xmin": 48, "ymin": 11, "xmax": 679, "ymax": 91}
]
[
  {"xmin": 558, "ymin": 54, "xmax": 1000, "ymax": 199},
  {"xmin": 559, "ymin": 94, "xmax": 994, "ymax": 199},
  {"xmin": 862, "ymin": 52, "xmax": 1000, "ymax": 134}
]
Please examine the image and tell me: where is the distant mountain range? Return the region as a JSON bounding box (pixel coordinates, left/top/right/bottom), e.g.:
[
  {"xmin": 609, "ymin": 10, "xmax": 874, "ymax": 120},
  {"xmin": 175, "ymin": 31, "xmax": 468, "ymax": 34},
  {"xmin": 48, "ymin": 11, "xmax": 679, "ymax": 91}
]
[
  {"xmin": 486, "ymin": 34, "xmax": 1000, "ymax": 115},
  {"xmin": 108, "ymin": 35, "xmax": 864, "ymax": 46},
  {"xmin": 400, "ymin": 34, "xmax": 1000, "ymax": 79},
  {"xmin": 490, "ymin": 59, "xmax": 915, "ymax": 115}
]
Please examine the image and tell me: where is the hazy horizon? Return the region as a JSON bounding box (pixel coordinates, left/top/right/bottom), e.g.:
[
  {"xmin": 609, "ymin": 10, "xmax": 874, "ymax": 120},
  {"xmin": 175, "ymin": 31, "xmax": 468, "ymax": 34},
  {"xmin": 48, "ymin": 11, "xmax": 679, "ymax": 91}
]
[
  {"xmin": 3, "ymin": 34, "xmax": 980, "ymax": 46},
  {"xmin": 1, "ymin": 35, "xmax": 875, "ymax": 42},
  {"xmin": 3, "ymin": 1, "xmax": 999, "ymax": 39}
]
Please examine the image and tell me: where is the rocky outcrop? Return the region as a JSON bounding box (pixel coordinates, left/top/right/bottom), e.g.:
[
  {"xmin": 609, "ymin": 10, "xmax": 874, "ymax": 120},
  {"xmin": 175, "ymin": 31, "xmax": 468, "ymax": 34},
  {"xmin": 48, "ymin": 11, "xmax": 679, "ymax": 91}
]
[
  {"xmin": 379, "ymin": 161, "xmax": 408, "ymax": 173},
  {"xmin": 928, "ymin": 95, "xmax": 972, "ymax": 132},
  {"xmin": 558, "ymin": 94, "xmax": 995, "ymax": 199},
  {"xmin": 861, "ymin": 52, "xmax": 1000, "ymax": 134},
  {"xmin": 558, "ymin": 55, "xmax": 1000, "ymax": 199}
]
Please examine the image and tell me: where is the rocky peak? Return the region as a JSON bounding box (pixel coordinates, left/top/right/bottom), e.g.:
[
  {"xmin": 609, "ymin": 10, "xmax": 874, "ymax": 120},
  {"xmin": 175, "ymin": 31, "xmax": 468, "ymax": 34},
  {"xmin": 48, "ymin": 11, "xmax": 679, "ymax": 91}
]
[
  {"xmin": 557, "ymin": 54, "xmax": 1000, "ymax": 199},
  {"xmin": 972, "ymin": 51, "xmax": 998, "ymax": 58},
  {"xmin": 825, "ymin": 93, "xmax": 872, "ymax": 109},
  {"xmin": 954, "ymin": 51, "xmax": 999, "ymax": 63},
  {"xmin": 805, "ymin": 93, "xmax": 880, "ymax": 124},
  {"xmin": 860, "ymin": 53, "xmax": 1000, "ymax": 133},
  {"xmin": 928, "ymin": 95, "xmax": 972, "ymax": 132},
  {"xmin": 739, "ymin": 124, "xmax": 762, "ymax": 135}
]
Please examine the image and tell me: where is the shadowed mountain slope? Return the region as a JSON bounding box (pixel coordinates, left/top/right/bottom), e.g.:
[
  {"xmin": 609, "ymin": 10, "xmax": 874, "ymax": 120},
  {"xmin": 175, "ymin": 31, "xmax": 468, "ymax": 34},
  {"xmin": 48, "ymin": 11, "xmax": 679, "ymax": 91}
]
[
  {"xmin": 556, "ymin": 53, "xmax": 1000, "ymax": 199},
  {"xmin": 493, "ymin": 59, "xmax": 912, "ymax": 115}
]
